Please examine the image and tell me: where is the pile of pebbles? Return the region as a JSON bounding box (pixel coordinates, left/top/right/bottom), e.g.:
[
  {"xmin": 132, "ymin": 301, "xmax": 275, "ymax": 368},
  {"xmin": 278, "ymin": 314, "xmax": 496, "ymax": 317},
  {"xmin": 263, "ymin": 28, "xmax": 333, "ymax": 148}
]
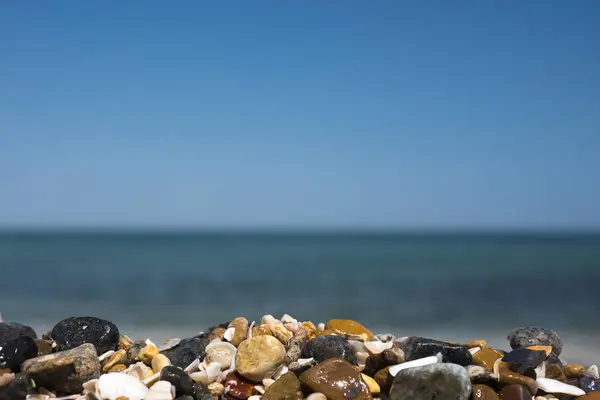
[{"xmin": 1, "ymin": 314, "xmax": 599, "ymax": 400}]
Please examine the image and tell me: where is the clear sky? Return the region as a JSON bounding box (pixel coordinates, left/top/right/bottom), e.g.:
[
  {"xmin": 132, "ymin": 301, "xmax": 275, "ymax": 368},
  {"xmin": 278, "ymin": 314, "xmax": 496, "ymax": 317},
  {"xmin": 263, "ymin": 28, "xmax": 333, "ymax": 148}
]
[{"xmin": 1, "ymin": 1, "xmax": 599, "ymax": 230}]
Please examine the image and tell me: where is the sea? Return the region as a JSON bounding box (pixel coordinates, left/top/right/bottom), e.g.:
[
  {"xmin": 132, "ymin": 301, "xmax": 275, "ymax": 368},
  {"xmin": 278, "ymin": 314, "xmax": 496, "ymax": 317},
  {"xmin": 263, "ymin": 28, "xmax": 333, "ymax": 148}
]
[{"xmin": 1, "ymin": 231, "xmax": 599, "ymax": 364}]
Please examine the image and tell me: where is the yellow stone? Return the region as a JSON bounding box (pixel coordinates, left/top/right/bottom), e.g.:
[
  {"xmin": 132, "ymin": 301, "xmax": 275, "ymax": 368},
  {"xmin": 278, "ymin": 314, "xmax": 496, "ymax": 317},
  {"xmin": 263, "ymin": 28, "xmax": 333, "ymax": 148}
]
[
  {"xmin": 228, "ymin": 317, "xmax": 249, "ymax": 346},
  {"xmin": 102, "ymin": 349, "xmax": 127, "ymax": 373},
  {"xmin": 119, "ymin": 335, "xmax": 134, "ymax": 351},
  {"xmin": 361, "ymin": 373, "xmax": 380, "ymax": 394},
  {"xmin": 473, "ymin": 348, "xmax": 504, "ymax": 371},
  {"xmin": 270, "ymin": 324, "xmax": 293, "ymax": 345},
  {"xmin": 208, "ymin": 382, "xmax": 225, "ymax": 396},
  {"xmin": 109, "ymin": 364, "xmax": 127, "ymax": 373},
  {"xmin": 527, "ymin": 345, "xmax": 552, "ymax": 357},
  {"xmin": 139, "ymin": 343, "xmax": 159, "ymax": 364},
  {"xmin": 151, "ymin": 354, "xmax": 171, "ymax": 373},
  {"xmin": 252, "ymin": 325, "xmax": 273, "ymax": 337},
  {"xmin": 564, "ymin": 364, "xmax": 585, "ymax": 379},
  {"xmin": 300, "ymin": 321, "xmax": 317, "ymax": 340},
  {"xmin": 466, "ymin": 340, "xmax": 487, "ymax": 349},
  {"xmin": 236, "ymin": 335, "xmax": 286, "ymax": 382},
  {"xmin": 325, "ymin": 319, "xmax": 374, "ymax": 341}
]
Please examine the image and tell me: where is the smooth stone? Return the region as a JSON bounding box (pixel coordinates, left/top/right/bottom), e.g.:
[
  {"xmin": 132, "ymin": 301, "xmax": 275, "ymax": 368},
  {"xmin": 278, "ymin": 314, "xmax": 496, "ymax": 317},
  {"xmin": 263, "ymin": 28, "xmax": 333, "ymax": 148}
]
[
  {"xmin": 537, "ymin": 377, "xmax": 586, "ymax": 396},
  {"xmin": 565, "ymin": 364, "xmax": 586, "ymax": 379},
  {"xmin": 161, "ymin": 366, "xmax": 195, "ymax": 397},
  {"xmin": 503, "ymin": 348, "xmax": 547, "ymax": 377},
  {"xmin": 204, "ymin": 341, "xmax": 236, "ymax": 371},
  {"xmin": 34, "ymin": 340, "xmax": 53, "ymax": 357},
  {"xmin": 302, "ymin": 335, "xmax": 357, "ymax": 364},
  {"xmin": 507, "ymin": 327, "xmax": 563, "ymax": 356},
  {"xmin": 125, "ymin": 340, "xmax": 146, "ymax": 365},
  {"xmin": 579, "ymin": 374, "xmax": 600, "ymax": 393},
  {"xmin": 374, "ymin": 366, "xmax": 393, "ymax": 394},
  {"xmin": 224, "ymin": 372, "xmax": 256, "ymax": 399},
  {"xmin": 118, "ymin": 334, "xmax": 134, "ymax": 351},
  {"xmin": 151, "ymin": 353, "xmax": 171, "ymax": 373},
  {"xmin": 236, "ymin": 336, "xmax": 285, "ymax": 382},
  {"xmin": 499, "ymin": 384, "xmax": 531, "ymax": 400},
  {"xmin": 161, "ymin": 337, "xmax": 211, "ymax": 369},
  {"xmin": 22, "ymin": 343, "xmax": 101, "ymax": 394},
  {"xmin": 51, "ymin": 317, "xmax": 120, "ymax": 355},
  {"xmin": 139, "ymin": 343, "xmax": 160, "ymax": 364},
  {"xmin": 0, "ymin": 323, "xmax": 37, "ymax": 344},
  {"xmin": 209, "ymin": 327, "xmax": 227, "ymax": 341},
  {"xmin": 402, "ymin": 337, "xmax": 472, "ymax": 366},
  {"xmin": 496, "ymin": 361, "xmax": 538, "ymax": 396},
  {"xmin": 472, "ymin": 384, "xmax": 499, "ymax": 399},
  {"xmin": 306, "ymin": 393, "xmax": 327, "ymax": 400},
  {"xmin": 325, "ymin": 319, "xmax": 374, "ymax": 341},
  {"xmin": 147, "ymin": 380, "xmax": 176, "ymax": 400},
  {"xmin": 285, "ymin": 328, "xmax": 308, "ymax": 364},
  {"xmin": 97, "ymin": 372, "xmax": 149, "ymax": 400},
  {"xmin": 361, "ymin": 373, "xmax": 381, "ymax": 394},
  {"xmin": 546, "ymin": 364, "xmax": 567, "ymax": 382},
  {"xmin": 0, "ymin": 336, "xmax": 38, "ymax": 372},
  {"xmin": 474, "ymin": 348, "xmax": 505, "ymax": 371},
  {"xmin": 300, "ymin": 358, "xmax": 372, "ymax": 400},
  {"xmin": 101, "ymin": 349, "xmax": 126, "ymax": 373},
  {"xmin": 0, "ymin": 373, "xmax": 36, "ymax": 400},
  {"xmin": 227, "ymin": 318, "xmax": 249, "ymax": 347},
  {"xmin": 108, "ymin": 363, "xmax": 126, "ymax": 372},
  {"xmin": 262, "ymin": 371, "xmax": 302, "ymax": 400},
  {"xmin": 389, "ymin": 363, "xmax": 471, "ymax": 400},
  {"xmin": 208, "ymin": 382, "xmax": 225, "ymax": 397}
]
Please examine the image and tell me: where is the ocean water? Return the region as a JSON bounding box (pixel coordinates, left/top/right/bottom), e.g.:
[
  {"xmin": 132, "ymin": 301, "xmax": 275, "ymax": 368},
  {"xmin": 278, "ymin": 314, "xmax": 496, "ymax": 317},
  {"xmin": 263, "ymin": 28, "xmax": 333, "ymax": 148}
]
[{"xmin": 1, "ymin": 232, "xmax": 600, "ymax": 362}]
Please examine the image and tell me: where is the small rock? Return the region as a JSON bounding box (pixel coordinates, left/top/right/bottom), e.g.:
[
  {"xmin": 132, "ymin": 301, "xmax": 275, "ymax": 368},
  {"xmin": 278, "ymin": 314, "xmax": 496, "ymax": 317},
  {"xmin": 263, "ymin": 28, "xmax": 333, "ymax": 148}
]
[
  {"xmin": 118, "ymin": 335, "xmax": 134, "ymax": 351},
  {"xmin": 361, "ymin": 373, "xmax": 380, "ymax": 394},
  {"xmin": 473, "ymin": 348, "xmax": 505, "ymax": 371},
  {"xmin": 564, "ymin": 364, "xmax": 586, "ymax": 379},
  {"xmin": 502, "ymin": 348, "xmax": 547, "ymax": 378},
  {"xmin": 161, "ymin": 337, "xmax": 210, "ymax": 369},
  {"xmin": 325, "ymin": 319, "xmax": 374, "ymax": 342},
  {"xmin": 306, "ymin": 393, "xmax": 327, "ymax": 400},
  {"xmin": 300, "ymin": 358, "xmax": 371, "ymax": 400},
  {"xmin": 262, "ymin": 371, "xmax": 302, "ymax": 400},
  {"xmin": 507, "ymin": 327, "xmax": 563, "ymax": 356},
  {"xmin": 285, "ymin": 329, "xmax": 309, "ymax": 364},
  {"xmin": 97, "ymin": 372, "xmax": 149, "ymax": 400},
  {"xmin": 209, "ymin": 328, "xmax": 226, "ymax": 342},
  {"xmin": 496, "ymin": 361, "xmax": 538, "ymax": 396},
  {"xmin": 22, "ymin": 343, "xmax": 101, "ymax": 394},
  {"xmin": 579, "ymin": 373, "xmax": 600, "ymax": 393},
  {"xmin": 466, "ymin": 366, "xmax": 500, "ymax": 389},
  {"xmin": 270, "ymin": 324, "xmax": 293, "ymax": 345},
  {"xmin": 302, "ymin": 335, "xmax": 357, "ymax": 364},
  {"xmin": 545, "ymin": 363, "xmax": 567, "ymax": 382},
  {"xmin": 0, "ymin": 323, "xmax": 37, "ymax": 344},
  {"xmin": 374, "ymin": 366, "xmax": 393, "ymax": 393},
  {"xmin": 389, "ymin": 363, "xmax": 471, "ymax": 400},
  {"xmin": 547, "ymin": 354, "xmax": 563, "ymax": 367},
  {"xmin": 0, "ymin": 336, "xmax": 38, "ymax": 372},
  {"xmin": 147, "ymin": 380, "xmax": 175, "ymax": 400},
  {"xmin": 224, "ymin": 372, "xmax": 256, "ymax": 399},
  {"xmin": 125, "ymin": 340, "xmax": 146, "ymax": 365},
  {"xmin": 227, "ymin": 318, "xmax": 249, "ymax": 347},
  {"xmin": 51, "ymin": 317, "xmax": 120, "ymax": 355},
  {"xmin": 34, "ymin": 340, "xmax": 53, "ymax": 357},
  {"xmin": 236, "ymin": 336, "xmax": 285, "ymax": 382},
  {"xmin": 102, "ymin": 349, "xmax": 126, "ymax": 373},
  {"xmin": 151, "ymin": 353, "xmax": 171, "ymax": 373},
  {"xmin": 139, "ymin": 343, "xmax": 160, "ymax": 365},
  {"xmin": 207, "ymin": 382, "xmax": 224, "ymax": 397},
  {"xmin": 526, "ymin": 346, "xmax": 553, "ymax": 357},
  {"xmin": 161, "ymin": 366, "xmax": 195, "ymax": 397},
  {"xmin": 0, "ymin": 372, "xmax": 36, "ymax": 400},
  {"xmin": 402, "ymin": 337, "xmax": 472, "ymax": 366},
  {"xmin": 537, "ymin": 377, "xmax": 586, "ymax": 396},
  {"xmin": 374, "ymin": 333, "xmax": 395, "ymax": 343},
  {"xmin": 204, "ymin": 341, "xmax": 236, "ymax": 370},
  {"xmin": 299, "ymin": 322, "xmax": 317, "ymax": 340},
  {"xmin": 588, "ymin": 366, "xmax": 600, "ymax": 380},
  {"xmin": 252, "ymin": 325, "xmax": 272, "ymax": 337},
  {"xmin": 471, "ymin": 384, "xmax": 498, "ymax": 399},
  {"xmin": 498, "ymin": 384, "xmax": 531, "ymax": 400},
  {"xmin": 109, "ymin": 363, "xmax": 126, "ymax": 373}
]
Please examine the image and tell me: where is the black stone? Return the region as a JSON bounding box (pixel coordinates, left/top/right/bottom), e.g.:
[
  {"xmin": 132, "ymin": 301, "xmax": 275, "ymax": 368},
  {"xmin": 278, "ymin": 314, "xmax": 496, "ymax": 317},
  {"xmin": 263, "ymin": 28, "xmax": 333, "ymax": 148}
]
[
  {"xmin": 507, "ymin": 327, "xmax": 563, "ymax": 356},
  {"xmin": 547, "ymin": 353, "xmax": 563, "ymax": 367},
  {"xmin": 0, "ymin": 323, "xmax": 37, "ymax": 345},
  {"xmin": 51, "ymin": 317, "xmax": 120, "ymax": 355},
  {"xmin": 402, "ymin": 337, "xmax": 473, "ymax": 366},
  {"xmin": 0, "ymin": 372, "xmax": 36, "ymax": 400},
  {"xmin": 0, "ymin": 336, "xmax": 38, "ymax": 372},
  {"xmin": 161, "ymin": 337, "xmax": 211, "ymax": 369},
  {"xmin": 301, "ymin": 335, "xmax": 357, "ymax": 364},
  {"xmin": 193, "ymin": 383, "xmax": 211, "ymax": 400},
  {"xmin": 161, "ymin": 366, "xmax": 195, "ymax": 396},
  {"xmin": 579, "ymin": 373, "xmax": 600, "ymax": 393},
  {"xmin": 502, "ymin": 347, "xmax": 547, "ymax": 378}
]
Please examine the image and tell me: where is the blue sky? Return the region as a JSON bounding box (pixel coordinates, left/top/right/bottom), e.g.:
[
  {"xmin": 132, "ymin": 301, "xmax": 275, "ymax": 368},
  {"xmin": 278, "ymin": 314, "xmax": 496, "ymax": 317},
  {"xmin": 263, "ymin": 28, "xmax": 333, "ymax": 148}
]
[{"xmin": 1, "ymin": 1, "xmax": 599, "ymax": 229}]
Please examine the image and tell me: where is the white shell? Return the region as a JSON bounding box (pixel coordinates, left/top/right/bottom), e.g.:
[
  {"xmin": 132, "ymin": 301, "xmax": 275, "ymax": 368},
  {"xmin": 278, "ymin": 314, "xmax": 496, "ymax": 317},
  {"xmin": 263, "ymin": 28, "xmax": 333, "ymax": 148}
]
[
  {"xmin": 254, "ymin": 385, "xmax": 266, "ymax": 394},
  {"xmin": 126, "ymin": 362, "xmax": 152, "ymax": 381},
  {"xmin": 145, "ymin": 339, "xmax": 157, "ymax": 347},
  {"xmin": 82, "ymin": 378, "xmax": 98, "ymax": 394},
  {"xmin": 142, "ymin": 372, "xmax": 161, "ymax": 387},
  {"xmin": 389, "ymin": 354, "xmax": 441, "ymax": 377},
  {"xmin": 281, "ymin": 314, "xmax": 298, "ymax": 324},
  {"xmin": 261, "ymin": 315, "xmax": 282, "ymax": 325},
  {"xmin": 205, "ymin": 341, "xmax": 237, "ymax": 370},
  {"xmin": 317, "ymin": 323, "xmax": 325, "ymax": 331},
  {"xmin": 588, "ymin": 365, "xmax": 600, "ymax": 379},
  {"xmin": 272, "ymin": 365, "xmax": 288, "ymax": 380},
  {"xmin": 146, "ymin": 380, "xmax": 175, "ymax": 400},
  {"xmin": 307, "ymin": 393, "xmax": 327, "ymax": 400},
  {"xmin": 297, "ymin": 358, "xmax": 315, "ymax": 367},
  {"xmin": 191, "ymin": 362, "xmax": 222, "ymax": 385},
  {"xmin": 364, "ymin": 340, "xmax": 394, "ymax": 355},
  {"xmin": 535, "ymin": 362, "xmax": 546, "ymax": 379},
  {"xmin": 98, "ymin": 350, "xmax": 115, "ymax": 362},
  {"xmin": 98, "ymin": 373, "xmax": 149, "ymax": 400},
  {"xmin": 468, "ymin": 347, "xmax": 481, "ymax": 356},
  {"xmin": 356, "ymin": 351, "xmax": 369, "ymax": 371},
  {"xmin": 536, "ymin": 378, "xmax": 585, "ymax": 396},
  {"xmin": 223, "ymin": 328, "xmax": 236, "ymax": 342},
  {"xmin": 248, "ymin": 321, "xmax": 256, "ymax": 338},
  {"xmin": 184, "ymin": 358, "xmax": 201, "ymax": 373}
]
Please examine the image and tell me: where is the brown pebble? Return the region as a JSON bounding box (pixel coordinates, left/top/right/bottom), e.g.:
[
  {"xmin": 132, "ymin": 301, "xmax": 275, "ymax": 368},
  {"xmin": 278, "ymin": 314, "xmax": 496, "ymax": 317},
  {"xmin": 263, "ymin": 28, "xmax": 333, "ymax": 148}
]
[
  {"xmin": 228, "ymin": 317, "xmax": 249, "ymax": 346},
  {"xmin": 138, "ymin": 343, "xmax": 159, "ymax": 365},
  {"xmin": 102, "ymin": 349, "xmax": 127, "ymax": 373},
  {"xmin": 209, "ymin": 327, "xmax": 227, "ymax": 341},
  {"xmin": 224, "ymin": 372, "xmax": 256, "ymax": 399},
  {"xmin": 564, "ymin": 364, "xmax": 585, "ymax": 379},
  {"xmin": 545, "ymin": 364, "xmax": 567, "ymax": 382},
  {"xmin": 108, "ymin": 364, "xmax": 127, "ymax": 373},
  {"xmin": 374, "ymin": 366, "xmax": 392, "ymax": 393},
  {"xmin": 472, "ymin": 384, "xmax": 499, "ymax": 399},
  {"xmin": 474, "ymin": 348, "xmax": 505, "ymax": 371},
  {"xmin": 496, "ymin": 361, "xmax": 537, "ymax": 396},
  {"xmin": 118, "ymin": 335, "xmax": 134, "ymax": 351},
  {"xmin": 35, "ymin": 340, "xmax": 53, "ymax": 356},
  {"xmin": 262, "ymin": 372, "xmax": 302, "ymax": 400},
  {"xmin": 300, "ymin": 358, "xmax": 372, "ymax": 400},
  {"xmin": 499, "ymin": 384, "xmax": 531, "ymax": 400},
  {"xmin": 467, "ymin": 340, "xmax": 488, "ymax": 349}
]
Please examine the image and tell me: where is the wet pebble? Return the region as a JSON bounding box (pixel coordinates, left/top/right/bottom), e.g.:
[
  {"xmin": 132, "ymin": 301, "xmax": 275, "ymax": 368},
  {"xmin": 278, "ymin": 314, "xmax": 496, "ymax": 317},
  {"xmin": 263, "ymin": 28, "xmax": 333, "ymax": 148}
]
[
  {"xmin": 51, "ymin": 317, "xmax": 120, "ymax": 355},
  {"xmin": 389, "ymin": 363, "xmax": 471, "ymax": 400},
  {"xmin": 0, "ymin": 336, "xmax": 38, "ymax": 372},
  {"xmin": 302, "ymin": 335, "xmax": 357, "ymax": 364}
]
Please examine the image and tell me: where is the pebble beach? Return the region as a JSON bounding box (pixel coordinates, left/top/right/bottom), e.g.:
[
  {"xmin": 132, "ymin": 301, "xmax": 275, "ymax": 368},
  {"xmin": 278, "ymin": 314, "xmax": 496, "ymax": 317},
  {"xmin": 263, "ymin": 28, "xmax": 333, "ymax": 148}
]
[{"xmin": 2, "ymin": 314, "xmax": 600, "ymax": 400}]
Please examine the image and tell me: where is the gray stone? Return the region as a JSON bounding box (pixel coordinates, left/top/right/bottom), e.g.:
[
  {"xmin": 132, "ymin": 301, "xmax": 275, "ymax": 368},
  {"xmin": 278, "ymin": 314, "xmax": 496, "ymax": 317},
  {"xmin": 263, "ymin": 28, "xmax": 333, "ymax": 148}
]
[
  {"xmin": 22, "ymin": 343, "xmax": 101, "ymax": 394},
  {"xmin": 507, "ymin": 326, "xmax": 563, "ymax": 356},
  {"xmin": 285, "ymin": 329, "xmax": 308, "ymax": 364},
  {"xmin": 390, "ymin": 363, "xmax": 471, "ymax": 400},
  {"xmin": 0, "ymin": 323, "xmax": 37, "ymax": 345}
]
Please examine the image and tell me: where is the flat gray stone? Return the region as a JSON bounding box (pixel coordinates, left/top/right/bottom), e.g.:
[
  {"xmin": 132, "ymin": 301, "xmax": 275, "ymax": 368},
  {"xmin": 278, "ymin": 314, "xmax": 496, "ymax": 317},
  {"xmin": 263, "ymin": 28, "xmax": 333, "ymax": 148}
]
[{"xmin": 390, "ymin": 363, "xmax": 471, "ymax": 400}]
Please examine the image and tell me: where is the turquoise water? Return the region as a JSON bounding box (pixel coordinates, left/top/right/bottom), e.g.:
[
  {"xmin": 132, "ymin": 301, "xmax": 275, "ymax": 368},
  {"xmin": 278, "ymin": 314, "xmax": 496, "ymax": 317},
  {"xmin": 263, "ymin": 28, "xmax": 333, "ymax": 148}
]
[{"xmin": 1, "ymin": 232, "xmax": 599, "ymax": 342}]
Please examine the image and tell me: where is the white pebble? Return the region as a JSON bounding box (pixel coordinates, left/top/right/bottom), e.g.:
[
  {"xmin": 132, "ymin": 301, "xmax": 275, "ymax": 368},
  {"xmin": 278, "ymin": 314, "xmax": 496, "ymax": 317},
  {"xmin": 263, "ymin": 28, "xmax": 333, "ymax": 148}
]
[
  {"xmin": 588, "ymin": 365, "xmax": 600, "ymax": 379},
  {"xmin": 248, "ymin": 396, "xmax": 262, "ymax": 400},
  {"xmin": 262, "ymin": 378, "xmax": 275, "ymax": 388},
  {"xmin": 536, "ymin": 378, "xmax": 585, "ymax": 396},
  {"xmin": 389, "ymin": 354, "xmax": 441, "ymax": 377},
  {"xmin": 98, "ymin": 373, "xmax": 149, "ymax": 400},
  {"xmin": 98, "ymin": 350, "xmax": 115, "ymax": 362},
  {"xmin": 468, "ymin": 347, "xmax": 481, "ymax": 355},
  {"xmin": 535, "ymin": 362, "xmax": 546, "ymax": 379},
  {"xmin": 223, "ymin": 327, "xmax": 236, "ymax": 342},
  {"xmin": 307, "ymin": 393, "xmax": 327, "ymax": 400},
  {"xmin": 254, "ymin": 385, "xmax": 266, "ymax": 394},
  {"xmin": 261, "ymin": 315, "xmax": 282, "ymax": 325},
  {"xmin": 146, "ymin": 380, "xmax": 175, "ymax": 400}
]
